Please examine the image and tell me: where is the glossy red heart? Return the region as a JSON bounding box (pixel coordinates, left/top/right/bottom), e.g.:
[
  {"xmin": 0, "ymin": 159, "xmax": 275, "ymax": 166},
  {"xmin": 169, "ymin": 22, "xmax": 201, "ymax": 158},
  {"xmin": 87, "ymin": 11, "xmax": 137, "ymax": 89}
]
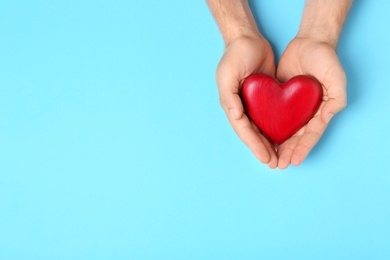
[{"xmin": 241, "ymin": 73, "xmax": 323, "ymax": 145}]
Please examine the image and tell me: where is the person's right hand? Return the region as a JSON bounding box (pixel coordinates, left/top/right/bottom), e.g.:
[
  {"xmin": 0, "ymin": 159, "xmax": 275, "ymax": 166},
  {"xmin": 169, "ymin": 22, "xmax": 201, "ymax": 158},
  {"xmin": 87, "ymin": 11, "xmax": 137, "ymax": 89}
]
[{"xmin": 216, "ymin": 35, "xmax": 278, "ymax": 168}]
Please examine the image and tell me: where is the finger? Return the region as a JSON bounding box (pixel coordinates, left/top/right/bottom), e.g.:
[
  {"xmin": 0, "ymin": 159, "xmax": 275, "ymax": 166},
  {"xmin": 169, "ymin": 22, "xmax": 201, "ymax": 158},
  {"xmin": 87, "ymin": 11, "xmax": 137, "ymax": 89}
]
[
  {"xmin": 219, "ymin": 92, "xmax": 244, "ymax": 121},
  {"xmin": 263, "ymin": 136, "xmax": 278, "ymax": 169},
  {"xmin": 290, "ymin": 116, "xmax": 327, "ymax": 166},
  {"xmin": 277, "ymin": 134, "xmax": 301, "ymax": 170},
  {"xmin": 250, "ymin": 121, "xmax": 278, "ymax": 169},
  {"xmin": 216, "ymin": 63, "xmax": 246, "ymax": 121},
  {"xmin": 226, "ymin": 111, "xmax": 271, "ymax": 164}
]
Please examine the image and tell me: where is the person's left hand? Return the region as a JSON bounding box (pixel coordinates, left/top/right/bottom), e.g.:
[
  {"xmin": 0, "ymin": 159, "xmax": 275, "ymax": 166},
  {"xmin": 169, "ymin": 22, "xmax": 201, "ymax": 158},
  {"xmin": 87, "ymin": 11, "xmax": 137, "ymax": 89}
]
[{"xmin": 276, "ymin": 37, "xmax": 347, "ymax": 169}]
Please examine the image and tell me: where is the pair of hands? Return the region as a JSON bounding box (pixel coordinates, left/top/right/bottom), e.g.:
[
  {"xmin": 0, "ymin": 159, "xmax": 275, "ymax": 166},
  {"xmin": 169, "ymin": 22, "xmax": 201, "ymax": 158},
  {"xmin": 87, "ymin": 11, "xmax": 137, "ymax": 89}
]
[{"xmin": 217, "ymin": 34, "xmax": 346, "ymax": 169}]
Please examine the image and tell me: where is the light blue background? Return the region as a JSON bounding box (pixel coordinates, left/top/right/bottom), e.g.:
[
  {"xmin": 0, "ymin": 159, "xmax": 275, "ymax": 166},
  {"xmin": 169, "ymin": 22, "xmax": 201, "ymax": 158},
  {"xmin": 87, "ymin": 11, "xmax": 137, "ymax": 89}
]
[{"xmin": 0, "ymin": 0, "xmax": 389, "ymax": 259}]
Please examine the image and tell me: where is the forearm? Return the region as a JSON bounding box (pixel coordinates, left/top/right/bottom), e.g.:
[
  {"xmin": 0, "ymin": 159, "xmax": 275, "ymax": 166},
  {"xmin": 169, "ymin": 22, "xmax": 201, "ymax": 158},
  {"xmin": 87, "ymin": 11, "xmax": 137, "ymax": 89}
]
[
  {"xmin": 297, "ymin": 0, "xmax": 353, "ymax": 48},
  {"xmin": 206, "ymin": 0, "xmax": 261, "ymax": 45}
]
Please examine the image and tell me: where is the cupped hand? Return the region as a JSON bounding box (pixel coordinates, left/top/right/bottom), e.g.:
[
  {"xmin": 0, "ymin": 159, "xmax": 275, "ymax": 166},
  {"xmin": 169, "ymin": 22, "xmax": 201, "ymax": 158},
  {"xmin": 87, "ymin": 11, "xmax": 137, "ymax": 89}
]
[
  {"xmin": 276, "ymin": 37, "xmax": 347, "ymax": 169},
  {"xmin": 216, "ymin": 35, "xmax": 277, "ymax": 168}
]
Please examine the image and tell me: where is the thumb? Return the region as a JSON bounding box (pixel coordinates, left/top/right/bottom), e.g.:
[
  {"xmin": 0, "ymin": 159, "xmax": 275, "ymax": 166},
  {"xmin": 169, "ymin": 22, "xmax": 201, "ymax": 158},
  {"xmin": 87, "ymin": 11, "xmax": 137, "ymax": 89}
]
[
  {"xmin": 216, "ymin": 65, "xmax": 245, "ymax": 121},
  {"xmin": 219, "ymin": 92, "xmax": 245, "ymax": 121}
]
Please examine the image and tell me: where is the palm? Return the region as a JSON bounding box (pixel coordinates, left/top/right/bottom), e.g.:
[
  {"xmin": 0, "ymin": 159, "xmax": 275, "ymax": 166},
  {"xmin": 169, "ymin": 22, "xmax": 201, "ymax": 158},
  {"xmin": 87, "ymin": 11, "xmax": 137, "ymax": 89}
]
[{"xmin": 276, "ymin": 38, "xmax": 347, "ymax": 169}]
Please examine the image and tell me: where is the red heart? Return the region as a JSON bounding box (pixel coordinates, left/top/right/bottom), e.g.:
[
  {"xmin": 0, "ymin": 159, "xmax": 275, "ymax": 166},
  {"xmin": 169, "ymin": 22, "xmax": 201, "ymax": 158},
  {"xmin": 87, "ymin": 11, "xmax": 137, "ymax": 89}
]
[{"xmin": 241, "ymin": 73, "xmax": 323, "ymax": 145}]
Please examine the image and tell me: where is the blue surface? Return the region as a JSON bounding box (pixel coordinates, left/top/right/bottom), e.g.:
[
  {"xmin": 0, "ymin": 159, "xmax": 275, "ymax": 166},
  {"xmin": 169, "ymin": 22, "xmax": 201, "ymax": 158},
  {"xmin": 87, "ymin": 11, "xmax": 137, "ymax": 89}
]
[{"xmin": 0, "ymin": 0, "xmax": 389, "ymax": 259}]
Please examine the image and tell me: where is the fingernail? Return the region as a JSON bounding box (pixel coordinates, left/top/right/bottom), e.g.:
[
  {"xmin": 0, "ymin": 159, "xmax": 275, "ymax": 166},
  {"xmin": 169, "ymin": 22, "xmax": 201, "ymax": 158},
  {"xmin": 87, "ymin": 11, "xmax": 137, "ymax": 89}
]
[
  {"xmin": 325, "ymin": 113, "xmax": 334, "ymax": 123},
  {"xmin": 229, "ymin": 108, "xmax": 238, "ymax": 120}
]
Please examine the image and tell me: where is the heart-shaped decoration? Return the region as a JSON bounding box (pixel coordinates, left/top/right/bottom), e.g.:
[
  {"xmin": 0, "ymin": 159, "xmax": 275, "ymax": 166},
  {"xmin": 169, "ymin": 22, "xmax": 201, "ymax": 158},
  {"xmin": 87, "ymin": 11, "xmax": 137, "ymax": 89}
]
[{"xmin": 241, "ymin": 73, "xmax": 323, "ymax": 145}]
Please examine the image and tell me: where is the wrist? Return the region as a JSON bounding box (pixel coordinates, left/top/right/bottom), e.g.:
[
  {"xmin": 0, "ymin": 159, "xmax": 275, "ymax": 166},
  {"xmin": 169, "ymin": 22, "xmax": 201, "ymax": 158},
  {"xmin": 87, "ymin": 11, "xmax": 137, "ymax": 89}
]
[
  {"xmin": 207, "ymin": 0, "xmax": 262, "ymax": 46},
  {"xmin": 225, "ymin": 30, "xmax": 263, "ymax": 47},
  {"xmin": 297, "ymin": 0, "xmax": 352, "ymax": 49},
  {"xmin": 296, "ymin": 29, "xmax": 338, "ymax": 49}
]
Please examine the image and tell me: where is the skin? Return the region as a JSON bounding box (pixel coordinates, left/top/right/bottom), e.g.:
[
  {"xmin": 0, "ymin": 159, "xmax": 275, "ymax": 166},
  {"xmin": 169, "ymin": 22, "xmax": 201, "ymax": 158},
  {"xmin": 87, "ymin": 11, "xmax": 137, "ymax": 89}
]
[
  {"xmin": 276, "ymin": 0, "xmax": 352, "ymax": 169},
  {"xmin": 207, "ymin": 0, "xmax": 352, "ymax": 169}
]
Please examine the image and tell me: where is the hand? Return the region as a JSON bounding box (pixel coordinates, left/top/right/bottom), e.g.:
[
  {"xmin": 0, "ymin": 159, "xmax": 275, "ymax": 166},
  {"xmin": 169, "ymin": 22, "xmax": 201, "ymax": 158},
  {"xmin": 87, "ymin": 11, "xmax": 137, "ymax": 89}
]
[
  {"xmin": 216, "ymin": 35, "xmax": 278, "ymax": 168},
  {"xmin": 276, "ymin": 37, "xmax": 347, "ymax": 169}
]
